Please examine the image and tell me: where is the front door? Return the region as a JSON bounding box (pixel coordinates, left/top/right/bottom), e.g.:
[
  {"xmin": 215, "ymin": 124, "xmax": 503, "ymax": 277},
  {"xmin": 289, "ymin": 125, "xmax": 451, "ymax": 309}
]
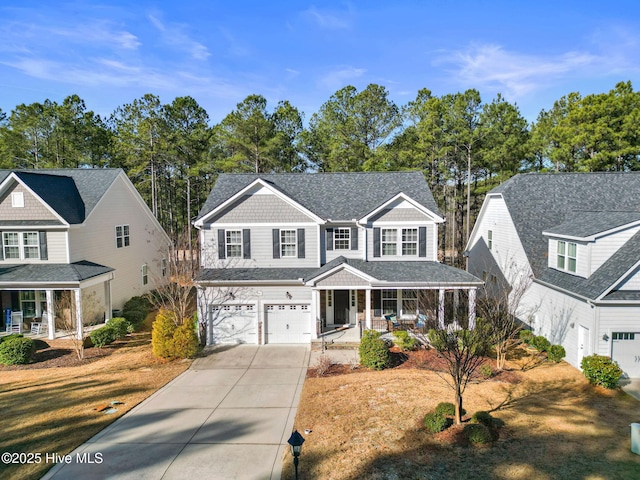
[
  {"xmin": 334, "ymin": 290, "xmax": 349, "ymax": 325},
  {"xmin": 578, "ymin": 325, "xmax": 589, "ymax": 366}
]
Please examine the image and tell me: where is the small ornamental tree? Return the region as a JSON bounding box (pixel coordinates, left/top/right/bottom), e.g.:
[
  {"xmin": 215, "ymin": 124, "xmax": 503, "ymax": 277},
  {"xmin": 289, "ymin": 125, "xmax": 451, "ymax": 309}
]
[{"xmin": 428, "ymin": 319, "xmax": 491, "ymax": 424}]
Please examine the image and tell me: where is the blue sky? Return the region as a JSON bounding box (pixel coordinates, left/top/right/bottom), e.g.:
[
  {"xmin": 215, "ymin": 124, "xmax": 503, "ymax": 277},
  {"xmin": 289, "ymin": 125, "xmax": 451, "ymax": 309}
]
[{"xmin": 1, "ymin": 1, "xmax": 639, "ymax": 124}]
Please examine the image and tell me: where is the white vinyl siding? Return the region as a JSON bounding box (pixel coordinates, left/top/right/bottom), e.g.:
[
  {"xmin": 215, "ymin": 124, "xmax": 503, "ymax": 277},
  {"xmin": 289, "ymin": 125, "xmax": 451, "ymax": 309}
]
[{"xmin": 590, "ymin": 225, "xmax": 640, "ymax": 275}]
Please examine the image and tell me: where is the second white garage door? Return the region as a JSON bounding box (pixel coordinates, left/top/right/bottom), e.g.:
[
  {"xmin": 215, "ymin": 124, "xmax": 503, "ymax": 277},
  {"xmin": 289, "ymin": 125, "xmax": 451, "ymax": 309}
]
[
  {"xmin": 265, "ymin": 304, "xmax": 311, "ymax": 344},
  {"xmin": 612, "ymin": 332, "xmax": 640, "ymax": 377}
]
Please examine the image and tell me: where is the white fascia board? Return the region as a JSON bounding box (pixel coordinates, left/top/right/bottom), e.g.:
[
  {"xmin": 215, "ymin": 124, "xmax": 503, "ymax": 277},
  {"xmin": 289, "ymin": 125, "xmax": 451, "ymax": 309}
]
[
  {"xmin": 596, "ymin": 259, "xmax": 640, "ymax": 301},
  {"xmin": 305, "ymin": 264, "xmax": 377, "ymax": 286},
  {"xmin": 194, "ymin": 178, "xmax": 325, "ymax": 227},
  {"xmin": 358, "ymin": 192, "xmax": 445, "ymax": 224},
  {"xmin": 465, "ymin": 192, "xmax": 501, "ymax": 252},
  {"xmin": 0, "ymin": 173, "xmax": 69, "ymax": 226}
]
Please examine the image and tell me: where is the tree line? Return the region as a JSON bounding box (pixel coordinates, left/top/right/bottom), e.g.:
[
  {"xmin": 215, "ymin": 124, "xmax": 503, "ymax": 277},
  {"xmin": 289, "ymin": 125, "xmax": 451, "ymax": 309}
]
[{"xmin": 1, "ymin": 81, "xmax": 639, "ymax": 264}]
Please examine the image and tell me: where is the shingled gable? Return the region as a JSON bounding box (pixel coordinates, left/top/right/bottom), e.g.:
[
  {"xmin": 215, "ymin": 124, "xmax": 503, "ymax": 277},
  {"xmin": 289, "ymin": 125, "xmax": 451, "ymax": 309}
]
[
  {"xmin": 487, "ymin": 171, "xmax": 640, "ymax": 299},
  {"xmin": 195, "ymin": 171, "xmax": 442, "ymax": 223},
  {"xmin": 0, "ymin": 169, "xmax": 121, "ymax": 224}
]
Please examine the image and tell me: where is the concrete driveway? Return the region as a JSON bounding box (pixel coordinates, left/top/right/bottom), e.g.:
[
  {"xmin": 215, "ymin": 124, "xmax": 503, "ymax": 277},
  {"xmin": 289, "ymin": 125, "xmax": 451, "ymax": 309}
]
[{"xmin": 43, "ymin": 345, "xmax": 310, "ymax": 480}]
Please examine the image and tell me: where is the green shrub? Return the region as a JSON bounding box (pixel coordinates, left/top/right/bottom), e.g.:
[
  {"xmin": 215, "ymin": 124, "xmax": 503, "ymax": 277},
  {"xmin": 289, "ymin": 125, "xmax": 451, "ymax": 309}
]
[
  {"xmin": 519, "ymin": 330, "xmax": 534, "ymax": 344},
  {"xmin": 0, "ymin": 333, "xmax": 23, "ymax": 345},
  {"xmin": 359, "ymin": 330, "xmax": 391, "ymax": 370},
  {"xmin": 152, "ymin": 309, "xmax": 178, "ymax": 359},
  {"xmin": 581, "ymin": 354, "xmax": 623, "ymax": 389},
  {"xmin": 90, "ymin": 326, "xmax": 117, "ymax": 348},
  {"xmin": 471, "ymin": 411, "xmax": 495, "ymax": 428},
  {"xmin": 547, "ymin": 344, "xmax": 566, "ymax": 363},
  {"xmin": 106, "ymin": 317, "xmax": 131, "ymax": 339},
  {"xmin": 531, "ymin": 335, "xmax": 551, "ymax": 352},
  {"xmin": 170, "ymin": 322, "xmax": 200, "ymax": 358},
  {"xmin": 122, "ymin": 308, "xmax": 147, "ymax": 326},
  {"xmin": 393, "ymin": 330, "xmax": 418, "ymax": 351},
  {"xmin": 423, "ymin": 412, "xmax": 450, "ymax": 433},
  {"xmin": 480, "ymin": 363, "xmax": 494, "ymax": 379},
  {"xmin": 0, "ymin": 336, "xmax": 35, "ymax": 365},
  {"xmin": 122, "ymin": 296, "xmax": 151, "ymax": 326},
  {"xmin": 434, "ymin": 402, "xmax": 455, "ymax": 416},
  {"xmin": 464, "ymin": 423, "xmax": 493, "ymax": 445}
]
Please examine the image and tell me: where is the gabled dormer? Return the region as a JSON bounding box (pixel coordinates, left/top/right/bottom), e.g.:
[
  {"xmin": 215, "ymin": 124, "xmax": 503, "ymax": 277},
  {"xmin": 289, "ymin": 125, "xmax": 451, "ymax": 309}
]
[{"xmin": 543, "ymin": 211, "xmax": 640, "ymax": 278}]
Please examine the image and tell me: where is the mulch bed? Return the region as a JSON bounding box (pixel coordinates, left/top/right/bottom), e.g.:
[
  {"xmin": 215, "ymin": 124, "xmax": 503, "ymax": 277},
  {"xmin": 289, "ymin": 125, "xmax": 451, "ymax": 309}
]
[{"xmin": 0, "ymin": 338, "xmax": 118, "ymax": 370}]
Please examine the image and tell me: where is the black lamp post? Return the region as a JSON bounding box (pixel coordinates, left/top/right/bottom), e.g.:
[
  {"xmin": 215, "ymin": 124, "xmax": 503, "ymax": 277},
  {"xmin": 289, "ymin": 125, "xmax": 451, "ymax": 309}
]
[{"xmin": 287, "ymin": 430, "xmax": 305, "ymax": 480}]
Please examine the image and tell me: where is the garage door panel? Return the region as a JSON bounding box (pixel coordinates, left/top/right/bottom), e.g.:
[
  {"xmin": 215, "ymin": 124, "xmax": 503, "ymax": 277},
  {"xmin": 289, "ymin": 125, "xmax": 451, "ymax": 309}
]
[
  {"xmin": 612, "ymin": 332, "xmax": 640, "ymax": 378},
  {"xmin": 211, "ymin": 305, "xmax": 257, "ymax": 344},
  {"xmin": 266, "ymin": 304, "xmax": 311, "ymax": 344}
]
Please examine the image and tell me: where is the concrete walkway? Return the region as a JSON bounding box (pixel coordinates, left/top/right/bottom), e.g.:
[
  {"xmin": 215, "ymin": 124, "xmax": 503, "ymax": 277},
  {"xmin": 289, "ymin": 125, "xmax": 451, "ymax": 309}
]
[{"xmin": 43, "ymin": 345, "xmax": 310, "ymax": 480}]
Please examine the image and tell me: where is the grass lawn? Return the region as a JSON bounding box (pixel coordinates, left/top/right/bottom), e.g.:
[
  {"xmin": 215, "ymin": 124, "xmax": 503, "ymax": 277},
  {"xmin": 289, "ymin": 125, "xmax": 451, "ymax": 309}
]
[
  {"xmin": 285, "ymin": 349, "xmax": 640, "ymax": 480},
  {"xmin": 0, "ymin": 315, "xmax": 190, "ymax": 480}
]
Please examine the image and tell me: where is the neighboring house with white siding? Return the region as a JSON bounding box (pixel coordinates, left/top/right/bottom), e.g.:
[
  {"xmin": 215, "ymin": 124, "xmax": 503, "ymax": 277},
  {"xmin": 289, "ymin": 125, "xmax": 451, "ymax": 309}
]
[
  {"xmin": 466, "ymin": 172, "xmax": 640, "ymax": 377},
  {"xmin": 0, "ymin": 169, "xmax": 169, "ymax": 339},
  {"xmin": 194, "ymin": 172, "xmax": 482, "ymax": 346}
]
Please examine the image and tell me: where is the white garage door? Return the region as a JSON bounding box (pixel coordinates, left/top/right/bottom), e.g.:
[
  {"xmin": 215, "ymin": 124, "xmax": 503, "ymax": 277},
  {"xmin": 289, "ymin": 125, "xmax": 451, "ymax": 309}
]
[
  {"xmin": 611, "ymin": 332, "xmax": 640, "ymax": 377},
  {"xmin": 265, "ymin": 304, "xmax": 311, "ymax": 344},
  {"xmin": 210, "ymin": 304, "xmax": 257, "ymax": 344}
]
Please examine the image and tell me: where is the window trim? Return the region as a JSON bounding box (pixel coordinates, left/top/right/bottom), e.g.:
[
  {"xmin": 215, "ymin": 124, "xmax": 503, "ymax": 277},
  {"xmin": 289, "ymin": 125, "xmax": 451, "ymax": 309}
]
[
  {"xmin": 557, "ymin": 240, "xmax": 577, "ymax": 273},
  {"xmin": 161, "ymin": 258, "xmax": 167, "ymax": 277},
  {"xmin": 402, "ymin": 228, "xmax": 418, "ymax": 256},
  {"xmin": 3, "ymin": 231, "xmax": 40, "ymax": 260},
  {"xmin": 334, "ymin": 227, "xmax": 351, "ymax": 250},
  {"xmin": 280, "ymin": 229, "xmax": 297, "ymax": 258},
  {"xmin": 225, "ymin": 229, "xmax": 243, "ymax": 258},
  {"xmin": 381, "ymin": 228, "xmax": 419, "ymax": 257},
  {"xmin": 141, "ymin": 264, "xmax": 148, "ymax": 286},
  {"xmin": 488, "ymin": 230, "xmax": 493, "ymax": 250},
  {"xmin": 115, "ymin": 225, "xmax": 130, "ymax": 249},
  {"xmin": 381, "ymin": 228, "xmax": 397, "ymax": 256}
]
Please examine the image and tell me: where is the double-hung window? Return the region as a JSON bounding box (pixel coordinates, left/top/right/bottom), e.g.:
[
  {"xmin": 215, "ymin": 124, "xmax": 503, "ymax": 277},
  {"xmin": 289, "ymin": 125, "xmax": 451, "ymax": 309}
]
[
  {"xmin": 141, "ymin": 264, "xmax": 148, "ymax": 285},
  {"xmin": 401, "ymin": 290, "xmax": 418, "ymax": 314},
  {"xmin": 115, "ymin": 225, "xmax": 130, "ymax": 248},
  {"xmin": 382, "ymin": 289, "xmax": 397, "ymax": 315},
  {"xmin": 402, "ymin": 228, "xmax": 418, "ymax": 256},
  {"xmin": 23, "ymin": 232, "xmax": 39, "ymax": 258},
  {"xmin": 334, "ymin": 228, "xmax": 350, "ymax": 250},
  {"xmin": 280, "ymin": 230, "xmax": 297, "ymax": 257},
  {"xmin": 381, "ymin": 228, "xmax": 419, "ymax": 256},
  {"xmin": 3, "ymin": 231, "xmax": 40, "ymax": 259},
  {"xmin": 3, "ymin": 232, "xmax": 20, "ymax": 259},
  {"xmin": 557, "ymin": 241, "xmax": 577, "ymax": 273},
  {"xmin": 381, "ymin": 229, "xmax": 397, "ymax": 256},
  {"xmin": 225, "ymin": 230, "xmax": 243, "ymax": 258}
]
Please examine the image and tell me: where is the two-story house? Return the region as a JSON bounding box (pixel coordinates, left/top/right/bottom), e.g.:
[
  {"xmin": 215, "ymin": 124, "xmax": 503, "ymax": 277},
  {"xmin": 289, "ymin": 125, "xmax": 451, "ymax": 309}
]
[
  {"xmin": 0, "ymin": 169, "xmax": 169, "ymax": 339},
  {"xmin": 194, "ymin": 172, "xmax": 483, "ymax": 345},
  {"xmin": 466, "ymin": 172, "xmax": 640, "ymax": 377}
]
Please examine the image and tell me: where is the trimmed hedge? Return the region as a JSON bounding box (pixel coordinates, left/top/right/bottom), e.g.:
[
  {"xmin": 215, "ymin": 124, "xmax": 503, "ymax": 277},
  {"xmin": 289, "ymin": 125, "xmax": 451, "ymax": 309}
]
[
  {"xmin": 90, "ymin": 326, "xmax": 117, "ymax": 348},
  {"xmin": 424, "ymin": 412, "xmax": 449, "ymax": 433},
  {"xmin": 434, "ymin": 402, "xmax": 456, "ymax": 416},
  {"xmin": 0, "ymin": 335, "xmax": 35, "ymax": 365},
  {"xmin": 464, "ymin": 423, "xmax": 493, "ymax": 445},
  {"xmin": 151, "ymin": 309, "xmax": 200, "ymax": 359},
  {"xmin": 531, "ymin": 335, "xmax": 551, "ymax": 352},
  {"xmin": 359, "ymin": 330, "xmax": 391, "ymax": 370},
  {"xmin": 547, "ymin": 344, "xmax": 566, "ymax": 363},
  {"xmin": 106, "ymin": 317, "xmax": 131, "ymax": 339},
  {"xmin": 581, "ymin": 354, "xmax": 623, "ymax": 389}
]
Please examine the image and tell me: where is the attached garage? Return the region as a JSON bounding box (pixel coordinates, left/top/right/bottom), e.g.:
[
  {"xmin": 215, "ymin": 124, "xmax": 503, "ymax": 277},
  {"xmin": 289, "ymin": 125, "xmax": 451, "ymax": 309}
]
[
  {"xmin": 265, "ymin": 304, "xmax": 311, "ymax": 344},
  {"xmin": 611, "ymin": 332, "xmax": 640, "ymax": 377},
  {"xmin": 210, "ymin": 304, "xmax": 257, "ymax": 344}
]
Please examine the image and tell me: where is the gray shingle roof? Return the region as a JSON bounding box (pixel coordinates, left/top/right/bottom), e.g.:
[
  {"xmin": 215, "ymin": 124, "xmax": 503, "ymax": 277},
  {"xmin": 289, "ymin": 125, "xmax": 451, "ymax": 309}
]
[
  {"xmin": 0, "ymin": 261, "xmax": 114, "ymax": 284},
  {"xmin": 0, "ymin": 169, "xmax": 122, "ymax": 224},
  {"xmin": 197, "ymin": 257, "xmax": 482, "ymax": 286},
  {"xmin": 493, "ymin": 172, "xmax": 640, "ymax": 299},
  {"xmin": 196, "ymin": 171, "xmax": 442, "ymax": 222},
  {"xmin": 543, "ymin": 211, "xmax": 640, "ymax": 238}
]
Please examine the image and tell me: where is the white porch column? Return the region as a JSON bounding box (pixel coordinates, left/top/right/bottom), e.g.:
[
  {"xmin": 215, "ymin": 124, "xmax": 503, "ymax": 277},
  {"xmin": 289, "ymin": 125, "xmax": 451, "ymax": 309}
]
[
  {"xmin": 74, "ymin": 288, "xmax": 83, "ymax": 340},
  {"xmin": 453, "ymin": 289, "xmax": 459, "ymax": 314},
  {"xmin": 104, "ymin": 279, "xmax": 112, "ymax": 322},
  {"xmin": 311, "ymin": 289, "xmax": 319, "ymax": 339},
  {"xmin": 46, "ymin": 289, "xmax": 55, "ymax": 340},
  {"xmin": 365, "ymin": 289, "xmax": 371, "ymax": 330},
  {"xmin": 438, "ymin": 289, "xmax": 445, "ymax": 329},
  {"xmin": 468, "ymin": 288, "xmax": 477, "ymax": 330}
]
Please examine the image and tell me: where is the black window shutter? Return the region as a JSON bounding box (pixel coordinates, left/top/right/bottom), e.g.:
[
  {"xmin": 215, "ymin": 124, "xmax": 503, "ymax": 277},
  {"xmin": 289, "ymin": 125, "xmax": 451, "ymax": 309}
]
[
  {"xmin": 297, "ymin": 228, "xmax": 305, "ymax": 258},
  {"xmin": 272, "ymin": 229, "xmax": 280, "ymax": 258},
  {"xmin": 419, "ymin": 226, "xmax": 427, "ymax": 257},
  {"xmin": 217, "ymin": 229, "xmax": 226, "ymax": 259},
  {"xmin": 39, "ymin": 231, "xmax": 48, "ymax": 260},
  {"xmin": 326, "ymin": 228, "xmax": 334, "ymax": 251},
  {"xmin": 373, "ymin": 227, "xmax": 381, "ymax": 258},
  {"xmin": 243, "ymin": 229, "xmax": 251, "ymax": 259},
  {"xmin": 351, "ymin": 227, "xmax": 358, "ymax": 250},
  {"xmin": 0, "ymin": 231, "xmax": 3, "ymax": 260}
]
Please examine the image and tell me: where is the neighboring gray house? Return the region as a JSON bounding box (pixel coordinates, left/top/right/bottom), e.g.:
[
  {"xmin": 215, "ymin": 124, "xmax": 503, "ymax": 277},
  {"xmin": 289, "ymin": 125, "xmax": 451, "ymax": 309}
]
[
  {"xmin": 466, "ymin": 172, "xmax": 640, "ymax": 377},
  {"xmin": 0, "ymin": 169, "xmax": 170, "ymax": 339},
  {"xmin": 194, "ymin": 172, "xmax": 482, "ymax": 345}
]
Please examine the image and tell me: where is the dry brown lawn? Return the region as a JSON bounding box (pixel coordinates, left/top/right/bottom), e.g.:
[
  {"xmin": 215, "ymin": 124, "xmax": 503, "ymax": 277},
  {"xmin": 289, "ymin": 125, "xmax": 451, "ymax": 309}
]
[
  {"xmin": 285, "ymin": 349, "xmax": 640, "ymax": 480},
  {"xmin": 0, "ymin": 317, "xmax": 190, "ymax": 480}
]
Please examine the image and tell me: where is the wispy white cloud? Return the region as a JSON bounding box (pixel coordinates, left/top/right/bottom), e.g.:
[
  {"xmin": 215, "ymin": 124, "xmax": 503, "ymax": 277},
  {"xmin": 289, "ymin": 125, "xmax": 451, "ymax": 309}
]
[
  {"xmin": 304, "ymin": 5, "xmax": 352, "ymax": 29},
  {"xmin": 318, "ymin": 66, "xmax": 366, "ymax": 90},
  {"xmin": 148, "ymin": 14, "xmax": 210, "ymax": 60},
  {"xmin": 436, "ymin": 44, "xmax": 599, "ymax": 98}
]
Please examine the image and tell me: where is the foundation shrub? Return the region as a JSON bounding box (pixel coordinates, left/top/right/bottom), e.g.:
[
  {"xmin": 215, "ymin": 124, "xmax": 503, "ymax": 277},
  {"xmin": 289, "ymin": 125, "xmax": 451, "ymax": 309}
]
[
  {"xmin": 581, "ymin": 354, "xmax": 623, "ymax": 389},
  {"xmin": 359, "ymin": 330, "xmax": 391, "ymax": 370},
  {"xmin": 519, "ymin": 330, "xmax": 534, "ymax": 345},
  {"xmin": 170, "ymin": 321, "xmax": 200, "ymax": 358},
  {"xmin": 0, "ymin": 336, "xmax": 35, "ymax": 365},
  {"xmin": 393, "ymin": 330, "xmax": 418, "ymax": 351},
  {"xmin": 106, "ymin": 317, "xmax": 131, "ymax": 339},
  {"xmin": 90, "ymin": 326, "xmax": 117, "ymax": 348},
  {"xmin": 532, "ymin": 335, "xmax": 551, "ymax": 352},
  {"xmin": 547, "ymin": 344, "xmax": 566, "ymax": 363},
  {"xmin": 152, "ymin": 309, "xmax": 178, "ymax": 359}
]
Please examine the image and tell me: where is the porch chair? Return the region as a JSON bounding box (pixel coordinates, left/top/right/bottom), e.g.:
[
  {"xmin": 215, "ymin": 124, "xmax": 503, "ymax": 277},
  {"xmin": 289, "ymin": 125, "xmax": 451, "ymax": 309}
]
[
  {"xmin": 30, "ymin": 321, "xmax": 47, "ymax": 335},
  {"xmin": 8, "ymin": 312, "xmax": 23, "ymax": 334},
  {"xmin": 385, "ymin": 314, "xmax": 399, "ymax": 332}
]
